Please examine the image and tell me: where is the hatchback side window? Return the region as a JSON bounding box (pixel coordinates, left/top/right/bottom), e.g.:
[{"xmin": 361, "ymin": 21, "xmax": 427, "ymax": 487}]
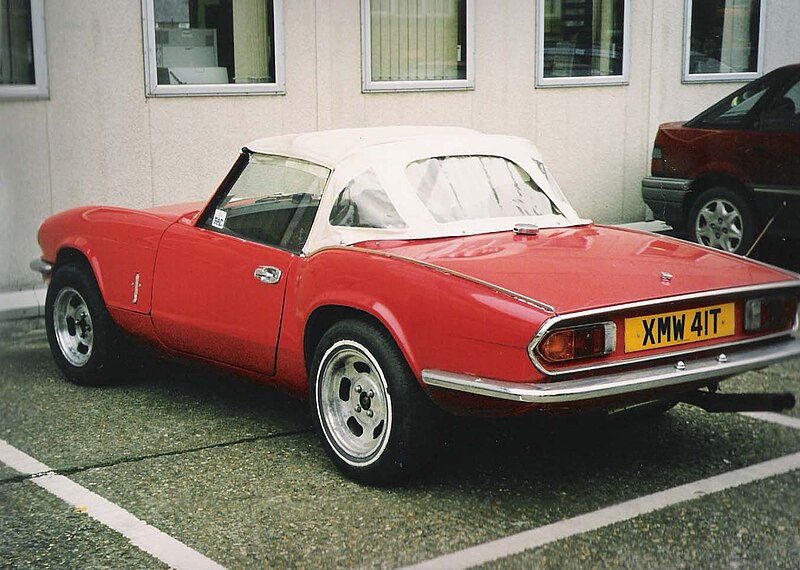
[
  {"xmin": 759, "ymin": 76, "xmax": 800, "ymax": 133},
  {"xmin": 701, "ymin": 83, "xmax": 770, "ymax": 129},
  {"xmin": 202, "ymin": 154, "xmax": 330, "ymax": 252}
]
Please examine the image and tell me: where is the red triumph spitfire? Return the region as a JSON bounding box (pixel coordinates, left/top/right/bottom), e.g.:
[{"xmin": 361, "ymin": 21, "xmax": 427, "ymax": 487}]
[{"xmin": 32, "ymin": 127, "xmax": 800, "ymax": 484}]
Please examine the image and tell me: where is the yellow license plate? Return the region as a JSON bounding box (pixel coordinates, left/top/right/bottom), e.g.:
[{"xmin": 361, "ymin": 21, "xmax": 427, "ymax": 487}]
[{"xmin": 624, "ymin": 302, "xmax": 735, "ymax": 353}]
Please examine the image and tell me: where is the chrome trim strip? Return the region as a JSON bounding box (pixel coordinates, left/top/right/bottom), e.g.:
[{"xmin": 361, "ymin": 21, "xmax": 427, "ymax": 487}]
[
  {"xmin": 132, "ymin": 273, "xmax": 140, "ymax": 304},
  {"xmin": 311, "ymin": 245, "xmax": 556, "ymax": 314},
  {"xmin": 640, "ymin": 176, "xmax": 692, "ymax": 192},
  {"xmin": 528, "ymin": 280, "xmax": 800, "ymax": 377},
  {"xmin": 753, "ymin": 186, "xmax": 800, "ymax": 197},
  {"xmin": 29, "ymin": 258, "xmax": 52, "ymax": 276},
  {"xmin": 423, "ymin": 335, "xmax": 800, "ymax": 404}
]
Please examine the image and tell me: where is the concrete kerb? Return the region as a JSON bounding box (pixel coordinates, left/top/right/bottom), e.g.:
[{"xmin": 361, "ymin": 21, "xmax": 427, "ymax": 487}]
[{"xmin": 0, "ymin": 221, "xmax": 672, "ymax": 322}]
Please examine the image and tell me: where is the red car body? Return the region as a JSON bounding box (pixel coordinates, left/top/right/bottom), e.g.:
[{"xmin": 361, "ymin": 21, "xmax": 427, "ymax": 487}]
[{"xmin": 34, "ymin": 127, "xmax": 800, "ymax": 483}]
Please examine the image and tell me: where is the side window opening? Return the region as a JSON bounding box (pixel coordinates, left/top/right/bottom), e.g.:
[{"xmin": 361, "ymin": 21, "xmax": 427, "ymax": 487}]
[
  {"xmin": 329, "ymin": 169, "xmax": 406, "ymax": 229},
  {"xmin": 759, "ymin": 76, "xmax": 800, "ymax": 133},
  {"xmin": 203, "ymin": 154, "xmax": 330, "ymax": 252}
]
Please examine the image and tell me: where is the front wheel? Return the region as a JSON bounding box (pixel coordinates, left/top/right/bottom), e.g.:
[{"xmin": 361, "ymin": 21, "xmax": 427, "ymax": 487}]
[
  {"xmin": 689, "ymin": 187, "xmax": 758, "ymax": 254},
  {"xmin": 310, "ymin": 319, "xmax": 434, "ymax": 485},
  {"xmin": 45, "ymin": 263, "xmax": 123, "ymax": 386}
]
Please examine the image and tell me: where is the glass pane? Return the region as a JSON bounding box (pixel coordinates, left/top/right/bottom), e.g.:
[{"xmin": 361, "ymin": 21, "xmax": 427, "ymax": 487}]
[
  {"xmin": 369, "ymin": 0, "xmax": 466, "ymax": 82},
  {"xmin": 0, "ymin": 0, "xmax": 35, "ymax": 85},
  {"xmin": 330, "ymin": 170, "xmax": 406, "ymax": 228},
  {"xmin": 702, "ymin": 80, "xmax": 769, "ymax": 127},
  {"xmin": 760, "ymin": 76, "xmax": 800, "ymax": 133},
  {"xmin": 210, "ymin": 155, "xmax": 330, "ymax": 252},
  {"xmin": 542, "ymin": 0, "xmax": 625, "ymax": 78},
  {"xmin": 407, "ymin": 156, "xmax": 560, "ymax": 223},
  {"xmin": 153, "ymin": 0, "xmax": 275, "ymax": 86},
  {"xmin": 689, "ymin": 0, "xmax": 760, "ymax": 75}
]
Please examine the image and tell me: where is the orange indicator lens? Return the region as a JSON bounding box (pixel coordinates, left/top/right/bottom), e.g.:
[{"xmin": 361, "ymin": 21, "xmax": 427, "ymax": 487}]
[{"xmin": 538, "ymin": 322, "xmax": 615, "ymax": 363}]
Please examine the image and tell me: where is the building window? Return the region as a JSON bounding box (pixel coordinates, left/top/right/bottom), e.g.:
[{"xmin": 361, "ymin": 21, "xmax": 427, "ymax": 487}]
[
  {"xmin": 536, "ymin": 0, "xmax": 629, "ymax": 87},
  {"xmin": 361, "ymin": 0, "xmax": 474, "ymax": 92},
  {"xmin": 142, "ymin": 0, "xmax": 284, "ymax": 96},
  {"xmin": 683, "ymin": 0, "xmax": 763, "ymax": 83},
  {"xmin": 0, "ymin": 0, "xmax": 47, "ymax": 99}
]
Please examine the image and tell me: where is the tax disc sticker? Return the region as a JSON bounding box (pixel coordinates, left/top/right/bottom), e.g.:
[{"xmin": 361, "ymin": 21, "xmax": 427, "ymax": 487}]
[{"xmin": 212, "ymin": 208, "xmax": 227, "ymax": 229}]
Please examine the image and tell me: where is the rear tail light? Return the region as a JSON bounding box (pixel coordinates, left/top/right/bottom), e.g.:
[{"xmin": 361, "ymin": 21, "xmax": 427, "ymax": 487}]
[
  {"xmin": 652, "ymin": 145, "xmax": 663, "ymax": 160},
  {"xmin": 744, "ymin": 296, "xmax": 798, "ymax": 333},
  {"xmin": 536, "ymin": 322, "xmax": 617, "ymax": 363},
  {"xmin": 651, "ymin": 144, "xmax": 665, "ymax": 175}
]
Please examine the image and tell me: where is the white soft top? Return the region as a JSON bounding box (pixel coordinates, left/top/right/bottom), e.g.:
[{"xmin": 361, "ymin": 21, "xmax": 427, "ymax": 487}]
[
  {"xmin": 245, "ymin": 127, "xmax": 588, "ymax": 254},
  {"xmin": 246, "ymin": 126, "xmax": 483, "ymax": 167}
]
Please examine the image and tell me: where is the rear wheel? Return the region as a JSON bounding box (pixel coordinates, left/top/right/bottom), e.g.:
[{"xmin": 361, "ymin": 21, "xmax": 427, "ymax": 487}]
[
  {"xmin": 689, "ymin": 187, "xmax": 757, "ymax": 254},
  {"xmin": 310, "ymin": 319, "xmax": 434, "ymax": 485},
  {"xmin": 45, "ymin": 263, "xmax": 123, "ymax": 386}
]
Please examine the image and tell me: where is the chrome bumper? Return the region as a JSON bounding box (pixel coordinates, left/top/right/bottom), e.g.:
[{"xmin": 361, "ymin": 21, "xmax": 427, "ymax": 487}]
[
  {"xmin": 421, "ymin": 336, "xmax": 800, "ymax": 404},
  {"xmin": 30, "ymin": 258, "xmax": 52, "ymax": 276}
]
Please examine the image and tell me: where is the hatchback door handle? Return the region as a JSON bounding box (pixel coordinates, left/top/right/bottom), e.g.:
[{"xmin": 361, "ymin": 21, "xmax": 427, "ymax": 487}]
[{"xmin": 253, "ymin": 266, "xmax": 282, "ymax": 284}]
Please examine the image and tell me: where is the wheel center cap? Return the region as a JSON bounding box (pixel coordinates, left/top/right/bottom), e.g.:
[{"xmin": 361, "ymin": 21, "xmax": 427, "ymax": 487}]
[{"xmin": 359, "ymin": 392, "xmax": 372, "ymax": 410}]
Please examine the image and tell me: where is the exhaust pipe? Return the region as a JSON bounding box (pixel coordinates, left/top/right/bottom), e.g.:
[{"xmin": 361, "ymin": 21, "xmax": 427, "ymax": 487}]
[{"xmin": 680, "ymin": 390, "xmax": 795, "ymax": 413}]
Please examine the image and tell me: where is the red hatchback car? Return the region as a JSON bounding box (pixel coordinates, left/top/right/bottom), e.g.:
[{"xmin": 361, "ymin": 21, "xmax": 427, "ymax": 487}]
[{"xmin": 642, "ymin": 64, "xmax": 800, "ymax": 255}]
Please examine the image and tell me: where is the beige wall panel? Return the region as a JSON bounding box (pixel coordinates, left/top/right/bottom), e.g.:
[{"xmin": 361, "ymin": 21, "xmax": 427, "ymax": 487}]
[
  {"xmin": 534, "ymin": 87, "xmax": 628, "ymax": 223},
  {"xmin": 763, "ymin": 0, "xmax": 800, "ymax": 71},
  {"xmin": 471, "ymin": 0, "xmax": 536, "ymax": 138},
  {"xmin": 146, "ymin": 96, "xmax": 288, "ymax": 205},
  {"xmin": 0, "ymin": 104, "xmax": 50, "ymax": 289},
  {"xmin": 314, "ymin": 0, "xmax": 365, "ymax": 129},
  {"xmin": 45, "ymin": 1, "xmax": 151, "ymax": 212}
]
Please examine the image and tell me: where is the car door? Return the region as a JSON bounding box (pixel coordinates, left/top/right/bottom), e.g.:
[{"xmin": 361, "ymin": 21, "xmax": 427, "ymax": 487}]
[
  {"xmin": 743, "ymin": 70, "xmax": 800, "ymax": 232},
  {"xmin": 744, "ymin": 69, "xmax": 800, "ymax": 189},
  {"xmin": 151, "ymin": 152, "xmax": 329, "ymax": 375}
]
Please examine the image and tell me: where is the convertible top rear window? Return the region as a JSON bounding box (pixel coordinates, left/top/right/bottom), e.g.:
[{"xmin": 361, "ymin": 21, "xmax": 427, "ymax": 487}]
[{"xmin": 406, "ymin": 155, "xmax": 560, "ymax": 223}]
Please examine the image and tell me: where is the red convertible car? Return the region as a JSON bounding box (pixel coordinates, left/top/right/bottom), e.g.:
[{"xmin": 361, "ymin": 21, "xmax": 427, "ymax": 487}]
[{"xmin": 32, "ymin": 127, "xmax": 800, "ymax": 484}]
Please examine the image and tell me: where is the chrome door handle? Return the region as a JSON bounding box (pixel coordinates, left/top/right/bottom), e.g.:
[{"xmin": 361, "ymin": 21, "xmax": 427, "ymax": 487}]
[{"xmin": 253, "ymin": 266, "xmax": 282, "ymax": 284}]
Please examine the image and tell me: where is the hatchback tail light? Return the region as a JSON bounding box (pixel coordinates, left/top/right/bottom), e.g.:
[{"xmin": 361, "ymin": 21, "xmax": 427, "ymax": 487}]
[
  {"xmin": 744, "ymin": 296, "xmax": 798, "ymax": 333},
  {"xmin": 536, "ymin": 322, "xmax": 617, "ymax": 363},
  {"xmin": 651, "ymin": 144, "xmax": 665, "ymax": 175}
]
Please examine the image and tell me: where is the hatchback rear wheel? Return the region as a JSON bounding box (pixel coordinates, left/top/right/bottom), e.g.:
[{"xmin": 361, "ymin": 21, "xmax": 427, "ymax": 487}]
[{"xmin": 690, "ymin": 187, "xmax": 757, "ymax": 254}]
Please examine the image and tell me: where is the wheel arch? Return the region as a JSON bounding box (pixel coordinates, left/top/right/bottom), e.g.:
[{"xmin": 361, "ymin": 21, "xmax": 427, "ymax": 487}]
[
  {"xmin": 686, "ymin": 174, "xmax": 758, "ymax": 222},
  {"xmin": 52, "ymin": 246, "xmax": 106, "ymax": 297},
  {"xmin": 303, "ymin": 305, "xmax": 414, "ymax": 378}
]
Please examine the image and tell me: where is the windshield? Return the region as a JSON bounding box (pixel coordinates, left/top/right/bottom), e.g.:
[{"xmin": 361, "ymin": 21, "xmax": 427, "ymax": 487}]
[{"xmin": 406, "ymin": 155, "xmax": 561, "ymax": 223}]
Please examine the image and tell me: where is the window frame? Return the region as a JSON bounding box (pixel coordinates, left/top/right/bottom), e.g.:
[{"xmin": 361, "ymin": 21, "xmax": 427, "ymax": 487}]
[
  {"xmin": 0, "ymin": 0, "xmax": 48, "ymax": 100},
  {"xmin": 360, "ymin": 0, "xmax": 475, "ymax": 93},
  {"xmin": 682, "ymin": 0, "xmax": 765, "ymax": 84},
  {"xmin": 535, "ymin": 0, "xmax": 631, "ymax": 88},
  {"xmin": 141, "ymin": 0, "xmax": 285, "ymax": 97},
  {"xmin": 198, "ymin": 152, "xmax": 331, "ymax": 254}
]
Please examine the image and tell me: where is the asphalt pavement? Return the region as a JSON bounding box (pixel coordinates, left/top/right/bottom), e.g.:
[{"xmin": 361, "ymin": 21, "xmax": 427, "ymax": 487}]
[
  {"xmin": 2, "ymin": 227, "xmax": 800, "ymax": 568},
  {"xmin": 1, "ymin": 317, "xmax": 799, "ymax": 569}
]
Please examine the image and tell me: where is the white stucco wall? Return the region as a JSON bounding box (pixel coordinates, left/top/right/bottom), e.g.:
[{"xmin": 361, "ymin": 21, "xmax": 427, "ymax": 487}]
[{"xmin": 2, "ymin": 0, "xmax": 799, "ymax": 290}]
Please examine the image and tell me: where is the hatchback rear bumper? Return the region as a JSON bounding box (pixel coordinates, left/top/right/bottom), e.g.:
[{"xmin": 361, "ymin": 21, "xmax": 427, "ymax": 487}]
[{"xmin": 641, "ymin": 176, "xmax": 692, "ymax": 224}]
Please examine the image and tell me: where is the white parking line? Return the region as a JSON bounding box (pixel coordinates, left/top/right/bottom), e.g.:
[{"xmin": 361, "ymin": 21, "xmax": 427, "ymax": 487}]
[
  {"xmin": 0, "ymin": 439, "xmax": 225, "ymax": 570},
  {"xmin": 403, "ymin": 411, "xmax": 800, "ymax": 570},
  {"xmin": 740, "ymin": 411, "xmax": 800, "ymax": 431}
]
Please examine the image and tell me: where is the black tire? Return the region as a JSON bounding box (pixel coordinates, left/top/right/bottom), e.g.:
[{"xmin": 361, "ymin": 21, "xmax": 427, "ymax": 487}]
[
  {"xmin": 309, "ymin": 319, "xmax": 434, "ymax": 485},
  {"xmin": 45, "ymin": 263, "xmax": 123, "ymax": 386},
  {"xmin": 689, "ymin": 187, "xmax": 758, "ymax": 254}
]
